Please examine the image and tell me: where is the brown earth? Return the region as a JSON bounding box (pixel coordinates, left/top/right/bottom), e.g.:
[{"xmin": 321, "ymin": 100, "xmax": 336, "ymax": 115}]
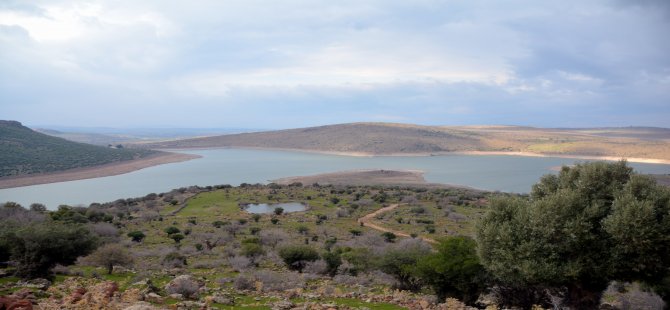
[
  {"xmin": 358, "ymin": 203, "xmax": 437, "ymax": 245},
  {"xmin": 273, "ymin": 169, "xmax": 427, "ymax": 186},
  {"xmin": 0, "ymin": 152, "xmax": 200, "ymax": 189}
]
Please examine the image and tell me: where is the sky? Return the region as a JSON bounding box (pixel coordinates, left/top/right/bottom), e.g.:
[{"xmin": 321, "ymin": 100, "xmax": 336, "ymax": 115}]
[{"xmin": 0, "ymin": 1, "xmax": 669, "ymax": 129}]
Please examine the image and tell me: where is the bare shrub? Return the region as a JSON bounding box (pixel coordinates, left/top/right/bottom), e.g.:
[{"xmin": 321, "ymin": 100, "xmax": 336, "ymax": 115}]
[
  {"xmin": 52, "ymin": 264, "xmax": 70, "ymax": 275},
  {"xmin": 336, "ymin": 208, "xmax": 350, "ymax": 218},
  {"xmin": 260, "ymin": 229, "xmax": 288, "ymax": 248},
  {"xmin": 448, "ymin": 212, "xmax": 467, "ymax": 222},
  {"xmin": 233, "ymin": 274, "xmax": 254, "ymax": 291},
  {"xmin": 192, "ymin": 259, "xmax": 226, "ymax": 269},
  {"xmin": 165, "ymin": 275, "xmax": 202, "ymax": 299},
  {"xmin": 88, "ymin": 222, "xmax": 119, "ymax": 243},
  {"xmin": 228, "ymin": 256, "xmax": 251, "ymax": 272},
  {"xmin": 251, "ymin": 270, "xmax": 304, "ymax": 292},
  {"xmin": 303, "ymin": 259, "xmax": 329, "ymax": 275}
]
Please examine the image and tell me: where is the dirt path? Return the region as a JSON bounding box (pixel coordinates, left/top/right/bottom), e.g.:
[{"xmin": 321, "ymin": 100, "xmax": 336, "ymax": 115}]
[{"xmin": 358, "ymin": 204, "xmax": 437, "ymax": 244}]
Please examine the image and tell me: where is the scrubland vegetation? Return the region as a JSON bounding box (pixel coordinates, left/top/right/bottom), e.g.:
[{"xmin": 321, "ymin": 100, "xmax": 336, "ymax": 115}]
[
  {"xmin": 0, "ymin": 120, "xmax": 155, "ymax": 178},
  {"xmin": 1, "ymin": 161, "xmax": 669, "ymax": 309}
]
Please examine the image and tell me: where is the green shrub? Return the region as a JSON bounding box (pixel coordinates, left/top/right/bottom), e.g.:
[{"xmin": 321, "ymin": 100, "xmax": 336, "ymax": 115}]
[
  {"xmin": 127, "ymin": 231, "xmax": 146, "ymax": 242},
  {"xmin": 278, "ymin": 245, "xmax": 319, "ymax": 272}
]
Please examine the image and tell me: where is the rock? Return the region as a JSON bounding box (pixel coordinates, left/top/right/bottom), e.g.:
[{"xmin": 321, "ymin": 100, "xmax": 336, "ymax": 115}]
[
  {"xmin": 321, "ymin": 303, "xmax": 337, "ymax": 309},
  {"xmin": 144, "ymin": 292, "xmax": 164, "ymax": 304},
  {"xmin": 123, "ymin": 301, "xmax": 160, "ymax": 310},
  {"xmin": 419, "ymin": 299, "xmax": 430, "ymax": 309},
  {"xmin": 211, "ymin": 293, "xmax": 234, "ymax": 305},
  {"xmin": 164, "ymin": 275, "xmax": 203, "ymax": 300},
  {"xmin": 169, "ymin": 293, "xmax": 184, "ymax": 300},
  {"xmin": 0, "ymin": 296, "xmax": 33, "ymax": 310},
  {"xmin": 121, "ymin": 288, "xmax": 145, "ymax": 304},
  {"xmin": 10, "ymin": 288, "xmax": 35, "ymax": 301},
  {"xmin": 272, "ymin": 300, "xmax": 295, "ymax": 310},
  {"xmin": 16, "ymin": 278, "xmax": 51, "ymax": 290}
]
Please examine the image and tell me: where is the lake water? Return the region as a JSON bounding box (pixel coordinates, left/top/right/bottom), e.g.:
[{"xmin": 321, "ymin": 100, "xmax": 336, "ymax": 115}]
[
  {"xmin": 245, "ymin": 202, "xmax": 307, "ymax": 214},
  {"xmin": 1, "ymin": 148, "xmax": 669, "ymax": 209}
]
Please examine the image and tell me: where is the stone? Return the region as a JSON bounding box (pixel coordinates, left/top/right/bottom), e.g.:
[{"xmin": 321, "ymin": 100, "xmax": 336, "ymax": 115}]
[
  {"xmin": 123, "ymin": 301, "xmax": 160, "ymax": 310},
  {"xmin": 211, "ymin": 293, "xmax": 234, "ymax": 305},
  {"xmin": 144, "ymin": 292, "xmax": 164, "ymax": 304},
  {"xmin": 272, "ymin": 300, "xmax": 295, "ymax": 310},
  {"xmin": 0, "ymin": 296, "xmax": 34, "ymax": 310}
]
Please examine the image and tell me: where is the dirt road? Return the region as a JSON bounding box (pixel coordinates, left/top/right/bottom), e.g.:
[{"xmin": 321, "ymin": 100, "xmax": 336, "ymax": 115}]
[{"xmin": 358, "ymin": 204, "xmax": 437, "ymax": 244}]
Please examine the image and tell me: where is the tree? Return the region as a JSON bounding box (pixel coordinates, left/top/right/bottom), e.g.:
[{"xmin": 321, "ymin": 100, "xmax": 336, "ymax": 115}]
[
  {"xmin": 477, "ymin": 161, "xmax": 670, "ymax": 309},
  {"xmin": 378, "ymin": 238, "xmax": 431, "ymax": 291},
  {"xmin": 170, "ymin": 233, "xmax": 185, "ymax": 244},
  {"xmin": 87, "ymin": 243, "xmax": 134, "ymax": 274},
  {"xmin": 274, "ymin": 207, "xmax": 284, "ymax": 215},
  {"xmin": 164, "ymin": 226, "xmax": 180, "ymax": 235},
  {"xmin": 127, "ymin": 231, "xmax": 146, "ymax": 242},
  {"xmin": 417, "ymin": 236, "xmax": 487, "ymax": 305},
  {"xmin": 6, "ymin": 221, "xmax": 98, "ymax": 279},
  {"xmin": 278, "ymin": 245, "xmax": 319, "ymax": 272}
]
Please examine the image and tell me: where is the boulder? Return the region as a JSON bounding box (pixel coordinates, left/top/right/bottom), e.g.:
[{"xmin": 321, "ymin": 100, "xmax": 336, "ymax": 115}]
[{"xmin": 0, "ymin": 296, "xmax": 33, "ymax": 310}]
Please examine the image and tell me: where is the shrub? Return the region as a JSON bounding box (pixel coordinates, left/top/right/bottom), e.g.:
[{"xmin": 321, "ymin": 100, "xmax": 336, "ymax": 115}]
[
  {"xmin": 128, "ymin": 230, "xmax": 146, "ymax": 242},
  {"xmin": 170, "ymin": 234, "xmax": 185, "ymax": 243},
  {"xmin": 378, "ymin": 239, "xmax": 431, "ymax": 291},
  {"xmin": 274, "ymin": 207, "xmax": 284, "ymax": 215},
  {"xmin": 252, "ymin": 214, "xmax": 261, "ymax": 222},
  {"xmin": 381, "ymin": 232, "xmax": 396, "ymax": 243},
  {"xmin": 416, "ymin": 236, "xmax": 487, "ymax": 305},
  {"xmin": 278, "ymin": 245, "xmax": 320, "ymax": 272},
  {"xmin": 164, "ymin": 226, "xmax": 180, "ymax": 235},
  {"xmin": 86, "ymin": 243, "xmax": 134, "ymax": 274},
  {"xmin": 165, "ymin": 275, "xmax": 202, "ymax": 299},
  {"xmin": 162, "ymin": 251, "xmax": 187, "ymax": 268},
  {"xmin": 477, "ymin": 161, "xmax": 670, "ymax": 309},
  {"xmin": 6, "ymin": 221, "xmax": 98, "ymax": 279}
]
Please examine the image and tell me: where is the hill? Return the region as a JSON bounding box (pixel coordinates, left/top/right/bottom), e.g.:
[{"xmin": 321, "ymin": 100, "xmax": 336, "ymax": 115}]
[
  {"xmin": 0, "ymin": 120, "xmax": 157, "ymax": 178},
  {"xmin": 136, "ymin": 122, "xmax": 670, "ymax": 162}
]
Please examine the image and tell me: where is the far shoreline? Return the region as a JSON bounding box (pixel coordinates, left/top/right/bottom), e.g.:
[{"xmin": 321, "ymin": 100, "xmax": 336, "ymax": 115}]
[
  {"xmin": 157, "ymin": 146, "xmax": 670, "ymax": 165},
  {"xmin": 0, "ymin": 152, "xmax": 201, "ymax": 189}
]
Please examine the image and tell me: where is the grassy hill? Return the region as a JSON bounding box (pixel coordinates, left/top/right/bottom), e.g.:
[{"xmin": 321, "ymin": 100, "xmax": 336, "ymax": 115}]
[
  {"xmin": 0, "ymin": 120, "xmax": 156, "ymax": 178},
  {"xmin": 137, "ymin": 122, "xmax": 670, "ymax": 161}
]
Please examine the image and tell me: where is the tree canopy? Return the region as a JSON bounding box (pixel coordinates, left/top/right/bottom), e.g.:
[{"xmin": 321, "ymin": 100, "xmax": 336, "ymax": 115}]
[{"xmin": 477, "ymin": 161, "xmax": 670, "ymax": 309}]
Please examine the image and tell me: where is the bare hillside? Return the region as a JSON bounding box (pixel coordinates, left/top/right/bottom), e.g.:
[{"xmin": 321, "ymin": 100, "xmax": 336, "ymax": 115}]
[{"xmin": 136, "ymin": 122, "xmax": 670, "ymax": 161}]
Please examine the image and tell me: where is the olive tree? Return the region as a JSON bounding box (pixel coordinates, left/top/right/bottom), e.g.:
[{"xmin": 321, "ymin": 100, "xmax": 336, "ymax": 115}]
[
  {"xmin": 87, "ymin": 243, "xmax": 134, "ymax": 274},
  {"xmin": 477, "ymin": 161, "xmax": 670, "ymax": 309},
  {"xmin": 6, "ymin": 221, "xmax": 98, "ymax": 279}
]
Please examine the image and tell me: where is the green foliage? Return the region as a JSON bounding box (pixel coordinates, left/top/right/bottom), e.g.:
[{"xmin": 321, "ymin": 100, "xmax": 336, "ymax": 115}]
[
  {"xmin": 252, "ymin": 214, "xmax": 261, "ymax": 222},
  {"xmin": 241, "ymin": 243, "xmax": 265, "ymax": 261},
  {"xmin": 170, "ymin": 233, "xmax": 185, "ymax": 243},
  {"xmin": 416, "ymin": 236, "xmax": 487, "ymax": 305},
  {"xmin": 127, "ymin": 231, "xmax": 146, "ymax": 242},
  {"xmin": 377, "ymin": 240, "xmax": 431, "ymax": 291},
  {"xmin": 340, "ymin": 248, "xmax": 375, "ymax": 275},
  {"xmin": 164, "ymin": 226, "xmax": 180, "ymax": 235},
  {"xmin": 322, "ymin": 250, "xmax": 342, "ymax": 276},
  {"xmin": 381, "ymin": 232, "xmax": 396, "ymax": 243},
  {"xmin": 477, "ymin": 161, "xmax": 670, "ymax": 309},
  {"xmin": 274, "ymin": 207, "xmax": 284, "ymax": 215},
  {"xmin": 0, "ymin": 120, "xmax": 155, "ymax": 177},
  {"xmin": 278, "ymin": 245, "xmax": 320, "ymax": 272},
  {"xmin": 6, "ymin": 221, "xmax": 98, "ymax": 279}
]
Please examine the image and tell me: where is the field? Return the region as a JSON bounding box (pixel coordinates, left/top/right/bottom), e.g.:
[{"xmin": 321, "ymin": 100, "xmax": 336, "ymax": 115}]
[{"xmin": 0, "ymin": 183, "xmax": 489, "ymax": 309}]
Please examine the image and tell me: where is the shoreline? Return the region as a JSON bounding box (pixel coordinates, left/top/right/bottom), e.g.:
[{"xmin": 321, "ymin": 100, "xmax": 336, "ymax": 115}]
[
  {"xmin": 160, "ymin": 146, "xmax": 670, "ymax": 165},
  {"xmin": 0, "ymin": 152, "xmax": 201, "ymax": 189}
]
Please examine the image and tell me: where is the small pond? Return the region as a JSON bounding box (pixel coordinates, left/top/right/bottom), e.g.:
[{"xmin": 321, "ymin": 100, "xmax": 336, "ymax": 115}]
[{"xmin": 244, "ymin": 202, "xmax": 307, "ymax": 214}]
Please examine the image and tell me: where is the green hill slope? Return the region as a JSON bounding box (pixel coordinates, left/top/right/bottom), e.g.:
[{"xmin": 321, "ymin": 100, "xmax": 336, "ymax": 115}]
[{"xmin": 0, "ymin": 120, "xmax": 156, "ymax": 178}]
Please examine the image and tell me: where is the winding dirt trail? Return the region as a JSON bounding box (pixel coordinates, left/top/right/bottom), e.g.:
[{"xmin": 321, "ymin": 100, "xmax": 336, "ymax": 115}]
[{"xmin": 358, "ymin": 204, "xmax": 437, "ymax": 244}]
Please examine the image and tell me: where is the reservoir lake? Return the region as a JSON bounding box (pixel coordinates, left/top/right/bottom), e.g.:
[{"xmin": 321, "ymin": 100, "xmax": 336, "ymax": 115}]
[{"xmin": 1, "ymin": 148, "xmax": 669, "ymax": 209}]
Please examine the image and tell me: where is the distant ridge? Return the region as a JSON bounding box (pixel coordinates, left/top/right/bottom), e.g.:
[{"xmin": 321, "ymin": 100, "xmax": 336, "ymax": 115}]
[
  {"xmin": 0, "ymin": 120, "xmax": 157, "ymax": 178},
  {"xmin": 136, "ymin": 122, "xmax": 670, "ymax": 162}
]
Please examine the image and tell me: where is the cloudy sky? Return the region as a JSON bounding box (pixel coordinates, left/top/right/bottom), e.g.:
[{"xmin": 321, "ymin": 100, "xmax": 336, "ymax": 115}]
[{"xmin": 0, "ymin": 1, "xmax": 668, "ymax": 129}]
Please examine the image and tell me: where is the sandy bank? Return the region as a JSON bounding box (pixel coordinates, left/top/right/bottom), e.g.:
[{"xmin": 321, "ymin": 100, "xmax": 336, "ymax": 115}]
[
  {"xmin": 161, "ymin": 146, "xmax": 670, "ymax": 164},
  {"xmin": 273, "ymin": 169, "xmax": 427, "ymax": 186},
  {"xmin": 0, "ymin": 152, "xmax": 201, "ymax": 189}
]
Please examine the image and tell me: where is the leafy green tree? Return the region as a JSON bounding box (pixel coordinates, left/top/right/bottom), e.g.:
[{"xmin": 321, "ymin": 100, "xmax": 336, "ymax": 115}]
[
  {"xmin": 6, "ymin": 221, "xmax": 98, "ymax": 279},
  {"xmin": 127, "ymin": 231, "xmax": 146, "ymax": 242},
  {"xmin": 417, "ymin": 236, "xmax": 487, "ymax": 305},
  {"xmin": 278, "ymin": 245, "xmax": 319, "ymax": 272},
  {"xmin": 170, "ymin": 233, "xmax": 185, "ymax": 244},
  {"xmin": 87, "ymin": 243, "xmax": 134, "ymax": 274},
  {"xmin": 378, "ymin": 239, "xmax": 431, "ymax": 291},
  {"xmin": 477, "ymin": 161, "xmax": 670, "ymax": 309},
  {"xmin": 164, "ymin": 226, "xmax": 180, "ymax": 235},
  {"xmin": 274, "ymin": 207, "xmax": 284, "ymax": 215}
]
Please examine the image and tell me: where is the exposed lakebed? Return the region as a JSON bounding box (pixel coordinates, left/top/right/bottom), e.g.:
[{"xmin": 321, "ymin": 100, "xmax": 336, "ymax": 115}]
[{"xmin": 1, "ymin": 148, "xmax": 669, "ymax": 209}]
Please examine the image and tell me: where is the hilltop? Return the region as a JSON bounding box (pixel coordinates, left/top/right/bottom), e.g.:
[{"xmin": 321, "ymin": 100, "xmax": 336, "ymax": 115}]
[
  {"xmin": 136, "ymin": 122, "xmax": 670, "ymax": 162},
  {"xmin": 0, "ymin": 121, "xmax": 197, "ymax": 186}
]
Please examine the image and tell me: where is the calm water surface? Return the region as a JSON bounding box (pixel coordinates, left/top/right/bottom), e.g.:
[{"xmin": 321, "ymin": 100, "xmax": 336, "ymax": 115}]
[
  {"xmin": 245, "ymin": 202, "xmax": 307, "ymax": 214},
  {"xmin": 1, "ymin": 148, "xmax": 669, "ymax": 209}
]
